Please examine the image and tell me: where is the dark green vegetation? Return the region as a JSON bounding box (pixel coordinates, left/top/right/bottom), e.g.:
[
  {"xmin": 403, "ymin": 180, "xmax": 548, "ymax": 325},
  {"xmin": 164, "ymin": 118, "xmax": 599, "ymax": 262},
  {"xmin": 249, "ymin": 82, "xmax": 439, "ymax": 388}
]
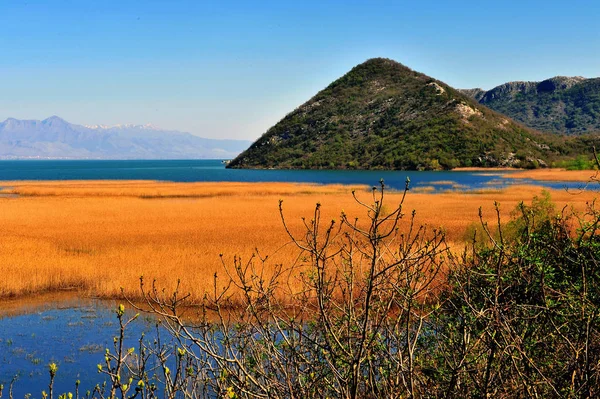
[
  {"xmin": 554, "ymin": 154, "xmax": 600, "ymax": 170},
  {"xmin": 434, "ymin": 192, "xmax": 600, "ymax": 398},
  {"xmin": 15, "ymin": 180, "xmax": 600, "ymax": 399},
  {"xmin": 462, "ymin": 76, "xmax": 600, "ymax": 135},
  {"xmin": 229, "ymin": 58, "xmax": 599, "ymax": 170}
]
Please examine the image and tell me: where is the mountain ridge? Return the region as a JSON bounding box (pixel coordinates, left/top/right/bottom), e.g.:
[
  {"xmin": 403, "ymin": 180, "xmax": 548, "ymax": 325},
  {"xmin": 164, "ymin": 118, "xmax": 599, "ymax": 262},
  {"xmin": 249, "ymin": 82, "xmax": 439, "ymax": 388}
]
[
  {"xmin": 460, "ymin": 76, "xmax": 600, "ymax": 135},
  {"xmin": 0, "ymin": 116, "xmax": 251, "ymax": 159}
]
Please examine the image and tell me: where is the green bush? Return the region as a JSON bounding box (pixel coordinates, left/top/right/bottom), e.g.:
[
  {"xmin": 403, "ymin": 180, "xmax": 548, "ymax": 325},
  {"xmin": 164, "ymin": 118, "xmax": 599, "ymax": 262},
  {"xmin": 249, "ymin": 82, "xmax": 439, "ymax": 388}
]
[{"xmin": 553, "ymin": 154, "xmax": 598, "ymax": 170}]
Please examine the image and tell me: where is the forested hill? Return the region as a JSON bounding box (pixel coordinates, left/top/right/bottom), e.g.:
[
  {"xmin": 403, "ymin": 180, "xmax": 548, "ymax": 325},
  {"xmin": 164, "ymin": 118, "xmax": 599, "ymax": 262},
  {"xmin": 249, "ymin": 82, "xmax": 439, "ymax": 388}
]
[
  {"xmin": 228, "ymin": 58, "xmax": 571, "ymax": 170},
  {"xmin": 461, "ymin": 76, "xmax": 600, "ymax": 135}
]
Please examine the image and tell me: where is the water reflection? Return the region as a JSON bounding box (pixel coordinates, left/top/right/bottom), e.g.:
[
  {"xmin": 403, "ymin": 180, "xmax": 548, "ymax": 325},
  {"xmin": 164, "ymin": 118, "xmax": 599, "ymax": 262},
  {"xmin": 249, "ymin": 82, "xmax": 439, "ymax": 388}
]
[{"xmin": 0, "ymin": 295, "xmax": 161, "ymax": 397}]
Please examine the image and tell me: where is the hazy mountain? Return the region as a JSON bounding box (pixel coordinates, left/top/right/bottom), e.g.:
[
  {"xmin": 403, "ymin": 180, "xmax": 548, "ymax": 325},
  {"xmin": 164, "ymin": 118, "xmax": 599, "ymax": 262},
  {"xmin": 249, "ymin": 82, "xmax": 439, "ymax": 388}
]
[
  {"xmin": 228, "ymin": 58, "xmax": 574, "ymax": 170},
  {"xmin": 0, "ymin": 116, "xmax": 251, "ymax": 159},
  {"xmin": 460, "ymin": 77, "xmax": 600, "ymax": 135}
]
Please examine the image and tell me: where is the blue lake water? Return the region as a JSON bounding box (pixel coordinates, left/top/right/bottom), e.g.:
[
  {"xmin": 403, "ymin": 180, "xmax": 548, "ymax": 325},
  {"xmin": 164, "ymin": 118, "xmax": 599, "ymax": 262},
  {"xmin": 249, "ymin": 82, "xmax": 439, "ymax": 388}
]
[
  {"xmin": 0, "ymin": 300, "xmax": 164, "ymax": 397},
  {"xmin": 0, "ymin": 159, "xmax": 595, "ymax": 192}
]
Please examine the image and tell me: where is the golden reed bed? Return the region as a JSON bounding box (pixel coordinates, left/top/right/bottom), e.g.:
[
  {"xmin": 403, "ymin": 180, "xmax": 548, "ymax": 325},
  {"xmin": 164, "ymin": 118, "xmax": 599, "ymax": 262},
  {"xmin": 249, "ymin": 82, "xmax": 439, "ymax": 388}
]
[
  {"xmin": 0, "ymin": 180, "xmax": 597, "ymax": 302},
  {"xmin": 507, "ymin": 168, "xmax": 600, "ymax": 182},
  {"xmin": 453, "ymin": 167, "xmax": 600, "ymax": 182}
]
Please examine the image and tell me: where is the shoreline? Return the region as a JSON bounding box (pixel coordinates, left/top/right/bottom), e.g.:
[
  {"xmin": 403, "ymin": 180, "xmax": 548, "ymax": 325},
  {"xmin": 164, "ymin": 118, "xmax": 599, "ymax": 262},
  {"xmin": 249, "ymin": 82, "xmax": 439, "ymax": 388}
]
[
  {"xmin": 452, "ymin": 167, "xmax": 518, "ymax": 172},
  {"xmin": 0, "ymin": 290, "xmax": 106, "ymax": 318},
  {"xmin": 452, "ymin": 167, "xmax": 599, "ymax": 182},
  {"xmin": 504, "ymin": 168, "xmax": 599, "ymax": 182}
]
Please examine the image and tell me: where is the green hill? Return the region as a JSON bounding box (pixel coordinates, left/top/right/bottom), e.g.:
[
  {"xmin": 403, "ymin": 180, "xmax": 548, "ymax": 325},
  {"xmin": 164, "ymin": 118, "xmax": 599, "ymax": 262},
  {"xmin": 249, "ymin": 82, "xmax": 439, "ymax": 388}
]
[
  {"xmin": 228, "ymin": 58, "xmax": 593, "ymax": 170},
  {"xmin": 461, "ymin": 77, "xmax": 600, "ymax": 135}
]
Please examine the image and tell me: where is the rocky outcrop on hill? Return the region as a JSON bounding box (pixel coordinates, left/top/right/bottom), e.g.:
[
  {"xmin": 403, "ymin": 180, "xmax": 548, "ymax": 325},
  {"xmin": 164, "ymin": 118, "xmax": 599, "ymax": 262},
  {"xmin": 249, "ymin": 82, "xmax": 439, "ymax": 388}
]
[{"xmin": 461, "ymin": 76, "xmax": 600, "ymax": 135}]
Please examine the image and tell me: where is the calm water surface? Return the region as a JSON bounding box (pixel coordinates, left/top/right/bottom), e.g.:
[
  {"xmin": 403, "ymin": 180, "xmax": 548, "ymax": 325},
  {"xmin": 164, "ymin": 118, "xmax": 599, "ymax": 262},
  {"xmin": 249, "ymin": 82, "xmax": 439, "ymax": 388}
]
[
  {"xmin": 0, "ymin": 300, "xmax": 163, "ymax": 397},
  {"xmin": 0, "ymin": 159, "xmax": 593, "ymax": 191}
]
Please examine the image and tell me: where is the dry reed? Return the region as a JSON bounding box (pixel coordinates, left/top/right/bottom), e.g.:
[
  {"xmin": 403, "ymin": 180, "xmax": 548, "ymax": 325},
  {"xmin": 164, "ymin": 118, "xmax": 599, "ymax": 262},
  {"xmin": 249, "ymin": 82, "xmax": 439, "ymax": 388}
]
[
  {"xmin": 506, "ymin": 168, "xmax": 600, "ymax": 182},
  {"xmin": 0, "ymin": 180, "xmax": 596, "ymax": 303}
]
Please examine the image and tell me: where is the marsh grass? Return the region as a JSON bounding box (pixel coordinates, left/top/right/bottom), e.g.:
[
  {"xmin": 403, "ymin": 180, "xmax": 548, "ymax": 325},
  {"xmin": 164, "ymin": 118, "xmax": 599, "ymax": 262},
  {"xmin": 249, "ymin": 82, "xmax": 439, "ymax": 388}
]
[
  {"xmin": 0, "ymin": 181, "xmax": 596, "ymax": 303},
  {"xmin": 507, "ymin": 168, "xmax": 600, "ymax": 182}
]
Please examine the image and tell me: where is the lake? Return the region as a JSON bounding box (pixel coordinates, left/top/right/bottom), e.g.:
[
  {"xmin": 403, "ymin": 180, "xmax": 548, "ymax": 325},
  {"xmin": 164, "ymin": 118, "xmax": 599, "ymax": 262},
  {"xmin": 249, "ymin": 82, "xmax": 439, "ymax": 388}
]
[
  {"xmin": 0, "ymin": 298, "xmax": 164, "ymax": 397},
  {"xmin": 0, "ymin": 159, "xmax": 592, "ymax": 191},
  {"xmin": 0, "ymin": 159, "xmax": 596, "ymax": 393}
]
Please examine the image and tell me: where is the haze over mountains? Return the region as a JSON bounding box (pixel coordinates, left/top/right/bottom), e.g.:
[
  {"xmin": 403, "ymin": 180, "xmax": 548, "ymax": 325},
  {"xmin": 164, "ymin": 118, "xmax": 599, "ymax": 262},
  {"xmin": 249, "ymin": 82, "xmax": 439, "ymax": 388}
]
[
  {"xmin": 461, "ymin": 77, "xmax": 600, "ymax": 135},
  {"xmin": 0, "ymin": 116, "xmax": 252, "ymax": 159},
  {"xmin": 229, "ymin": 58, "xmax": 593, "ymax": 170}
]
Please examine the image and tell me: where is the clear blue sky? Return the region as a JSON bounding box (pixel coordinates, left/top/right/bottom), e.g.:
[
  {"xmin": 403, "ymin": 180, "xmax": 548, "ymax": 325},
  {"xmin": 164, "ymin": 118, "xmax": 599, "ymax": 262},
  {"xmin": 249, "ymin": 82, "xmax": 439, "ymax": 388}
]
[{"xmin": 0, "ymin": 0, "xmax": 598, "ymax": 140}]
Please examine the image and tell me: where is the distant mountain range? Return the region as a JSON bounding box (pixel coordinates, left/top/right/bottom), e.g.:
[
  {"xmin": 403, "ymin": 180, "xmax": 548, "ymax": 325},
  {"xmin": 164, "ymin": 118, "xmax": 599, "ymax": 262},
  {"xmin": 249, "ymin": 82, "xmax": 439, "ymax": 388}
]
[
  {"xmin": 229, "ymin": 58, "xmax": 596, "ymax": 170},
  {"xmin": 0, "ymin": 116, "xmax": 251, "ymax": 159},
  {"xmin": 461, "ymin": 77, "xmax": 600, "ymax": 135}
]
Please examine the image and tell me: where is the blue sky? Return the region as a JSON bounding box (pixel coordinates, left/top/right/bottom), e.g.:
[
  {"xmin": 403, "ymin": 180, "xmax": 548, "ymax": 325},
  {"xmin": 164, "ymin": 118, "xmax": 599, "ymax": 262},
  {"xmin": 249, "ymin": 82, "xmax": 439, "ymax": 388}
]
[{"xmin": 0, "ymin": 0, "xmax": 598, "ymax": 140}]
